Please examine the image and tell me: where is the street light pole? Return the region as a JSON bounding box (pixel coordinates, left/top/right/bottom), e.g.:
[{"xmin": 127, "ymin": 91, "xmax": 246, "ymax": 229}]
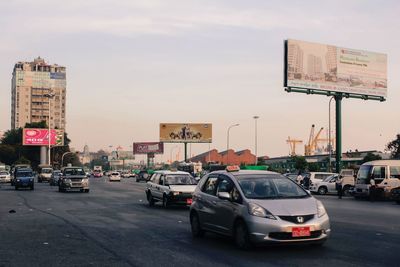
[
  {"xmin": 227, "ymin": 124, "xmax": 239, "ymax": 165},
  {"xmin": 61, "ymin": 151, "xmax": 75, "ymax": 167},
  {"xmin": 44, "ymin": 92, "xmax": 55, "ymax": 166},
  {"xmin": 253, "ymin": 116, "xmax": 259, "ymax": 165},
  {"xmin": 328, "ymin": 96, "xmax": 334, "ymax": 172}
]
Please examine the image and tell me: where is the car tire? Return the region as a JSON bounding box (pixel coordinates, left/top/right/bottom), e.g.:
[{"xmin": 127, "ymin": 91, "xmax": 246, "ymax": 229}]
[
  {"xmin": 147, "ymin": 191, "xmax": 155, "ymax": 207},
  {"xmin": 234, "ymin": 220, "xmax": 252, "ymax": 250},
  {"xmin": 190, "ymin": 212, "xmax": 204, "ymax": 238},
  {"xmin": 162, "ymin": 195, "xmax": 169, "ymax": 208},
  {"xmin": 15, "ymin": 186, "xmax": 18, "ymax": 190},
  {"xmin": 85, "ymin": 189, "xmax": 89, "ymax": 193},
  {"xmin": 30, "ymin": 185, "xmax": 34, "ymax": 190},
  {"xmin": 396, "ymin": 200, "xmax": 400, "ymax": 205},
  {"xmin": 58, "ymin": 187, "xmax": 63, "ymax": 193},
  {"xmin": 318, "ymin": 187, "xmax": 327, "ymax": 195},
  {"xmin": 136, "ymin": 178, "xmax": 139, "ymax": 182}
]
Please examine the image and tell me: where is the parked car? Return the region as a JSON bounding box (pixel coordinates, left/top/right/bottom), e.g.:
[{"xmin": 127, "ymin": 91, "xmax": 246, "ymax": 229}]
[
  {"xmin": 109, "ymin": 172, "xmax": 121, "ymax": 182},
  {"xmin": 310, "ymin": 174, "xmax": 354, "ymax": 196},
  {"xmin": 49, "ymin": 170, "xmax": 62, "ymax": 186},
  {"xmin": 146, "ymin": 170, "xmax": 197, "ymax": 208},
  {"xmin": 0, "ymin": 171, "xmax": 11, "ymax": 183},
  {"xmin": 190, "ymin": 167, "xmax": 330, "ymax": 249},
  {"xmin": 58, "ymin": 167, "xmax": 89, "ymax": 193},
  {"xmin": 306, "ymin": 172, "xmax": 336, "ymax": 185},
  {"xmin": 14, "ymin": 168, "xmax": 35, "ymax": 190}
]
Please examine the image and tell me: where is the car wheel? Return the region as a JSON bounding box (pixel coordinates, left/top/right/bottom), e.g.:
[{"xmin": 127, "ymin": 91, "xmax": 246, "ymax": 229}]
[
  {"xmin": 162, "ymin": 195, "xmax": 169, "ymax": 208},
  {"xmin": 85, "ymin": 189, "xmax": 90, "ymax": 193},
  {"xmin": 147, "ymin": 191, "xmax": 155, "ymax": 207},
  {"xmin": 136, "ymin": 178, "xmax": 139, "ymax": 182},
  {"xmin": 30, "ymin": 186, "xmax": 34, "ymax": 190},
  {"xmin": 190, "ymin": 212, "xmax": 204, "ymax": 238},
  {"xmin": 15, "ymin": 186, "xmax": 18, "ymax": 190},
  {"xmin": 318, "ymin": 187, "xmax": 327, "ymax": 195},
  {"xmin": 396, "ymin": 200, "xmax": 400, "ymax": 205},
  {"xmin": 58, "ymin": 187, "xmax": 63, "ymax": 192},
  {"xmin": 234, "ymin": 221, "xmax": 252, "ymax": 250}
]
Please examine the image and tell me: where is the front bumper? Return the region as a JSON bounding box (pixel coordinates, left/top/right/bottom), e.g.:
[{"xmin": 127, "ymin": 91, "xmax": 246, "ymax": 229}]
[
  {"xmin": 15, "ymin": 180, "xmax": 34, "ymax": 188},
  {"xmin": 0, "ymin": 177, "xmax": 11, "ymax": 183},
  {"xmin": 60, "ymin": 182, "xmax": 89, "ymax": 190},
  {"xmin": 246, "ymin": 214, "xmax": 331, "ymax": 244}
]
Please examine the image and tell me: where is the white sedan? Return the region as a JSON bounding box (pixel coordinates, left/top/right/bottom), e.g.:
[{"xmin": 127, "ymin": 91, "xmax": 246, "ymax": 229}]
[
  {"xmin": 0, "ymin": 171, "xmax": 11, "ymax": 183},
  {"xmin": 109, "ymin": 172, "xmax": 121, "ymax": 182}
]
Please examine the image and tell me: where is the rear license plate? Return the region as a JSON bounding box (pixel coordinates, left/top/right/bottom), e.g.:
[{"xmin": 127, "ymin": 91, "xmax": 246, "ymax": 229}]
[
  {"xmin": 186, "ymin": 198, "xmax": 193, "ymax": 205},
  {"xmin": 23, "ymin": 183, "xmax": 28, "ymax": 186},
  {"xmin": 292, "ymin": 227, "xmax": 310, "ymax": 237}
]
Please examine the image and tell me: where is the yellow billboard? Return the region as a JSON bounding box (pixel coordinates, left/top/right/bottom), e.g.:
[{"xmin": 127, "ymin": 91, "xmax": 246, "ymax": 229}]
[{"xmin": 160, "ymin": 123, "xmax": 212, "ymax": 143}]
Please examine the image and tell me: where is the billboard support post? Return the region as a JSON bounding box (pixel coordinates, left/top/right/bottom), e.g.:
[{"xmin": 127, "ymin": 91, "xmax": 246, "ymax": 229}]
[
  {"xmin": 184, "ymin": 142, "xmax": 188, "ymax": 162},
  {"xmin": 335, "ymin": 94, "xmax": 342, "ymax": 173}
]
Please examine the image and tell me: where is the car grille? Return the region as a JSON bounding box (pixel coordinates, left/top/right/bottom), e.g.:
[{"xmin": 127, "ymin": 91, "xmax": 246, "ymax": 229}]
[
  {"xmin": 269, "ymin": 230, "xmax": 323, "ymax": 240},
  {"xmin": 278, "ymin": 215, "xmax": 314, "ymax": 224}
]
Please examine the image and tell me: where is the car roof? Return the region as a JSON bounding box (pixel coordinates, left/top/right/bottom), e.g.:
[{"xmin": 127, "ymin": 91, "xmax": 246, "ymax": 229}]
[
  {"xmin": 16, "ymin": 168, "xmax": 33, "ymax": 172},
  {"xmin": 362, "ymin": 160, "xmax": 400, "ymax": 166},
  {"xmin": 154, "ymin": 170, "xmax": 191, "ymax": 175},
  {"xmin": 211, "ymin": 170, "xmax": 280, "ymax": 177}
]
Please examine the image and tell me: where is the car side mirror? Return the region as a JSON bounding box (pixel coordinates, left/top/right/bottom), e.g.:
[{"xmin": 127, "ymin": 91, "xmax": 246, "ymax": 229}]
[
  {"xmin": 353, "ymin": 175, "xmax": 357, "ymax": 178},
  {"xmin": 217, "ymin": 192, "xmax": 231, "ymax": 201}
]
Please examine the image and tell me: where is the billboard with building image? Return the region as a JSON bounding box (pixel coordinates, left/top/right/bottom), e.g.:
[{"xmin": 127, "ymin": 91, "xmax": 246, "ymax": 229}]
[{"xmin": 284, "ymin": 39, "xmax": 387, "ymax": 98}]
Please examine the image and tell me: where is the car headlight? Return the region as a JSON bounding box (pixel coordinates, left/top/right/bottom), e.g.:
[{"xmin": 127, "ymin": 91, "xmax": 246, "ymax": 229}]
[
  {"xmin": 317, "ymin": 200, "xmax": 327, "ymax": 218},
  {"xmin": 248, "ymin": 203, "xmax": 276, "ymax": 220},
  {"xmin": 30, "ymin": 178, "xmax": 33, "ymax": 182},
  {"xmin": 64, "ymin": 178, "xmax": 71, "ymax": 183},
  {"xmin": 17, "ymin": 179, "xmax": 21, "ymax": 182},
  {"xmin": 172, "ymin": 192, "xmax": 180, "ymax": 196}
]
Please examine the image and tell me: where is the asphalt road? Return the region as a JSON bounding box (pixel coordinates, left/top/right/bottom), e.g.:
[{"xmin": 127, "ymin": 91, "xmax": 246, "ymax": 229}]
[{"xmin": 0, "ymin": 177, "xmax": 399, "ymax": 267}]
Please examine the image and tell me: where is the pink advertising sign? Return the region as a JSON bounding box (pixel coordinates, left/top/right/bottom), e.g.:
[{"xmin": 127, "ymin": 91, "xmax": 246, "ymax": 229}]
[{"xmin": 23, "ymin": 128, "xmax": 57, "ymax": 146}]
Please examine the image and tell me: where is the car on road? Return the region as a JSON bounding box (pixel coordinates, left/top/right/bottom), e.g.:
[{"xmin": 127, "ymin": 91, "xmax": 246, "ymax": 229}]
[
  {"xmin": 146, "ymin": 170, "xmax": 197, "ymax": 208},
  {"xmin": 58, "ymin": 167, "xmax": 89, "ymax": 193},
  {"xmin": 354, "ymin": 160, "xmax": 400, "ymax": 199},
  {"xmin": 190, "ymin": 166, "xmax": 330, "ymax": 249},
  {"xmin": 49, "ymin": 170, "xmax": 62, "ymax": 186},
  {"xmin": 310, "ymin": 174, "xmax": 354, "ymax": 196},
  {"xmin": 109, "ymin": 172, "xmax": 122, "ymax": 182},
  {"xmin": 14, "ymin": 168, "xmax": 34, "ymax": 190},
  {"xmin": 305, "ymin": 172, "xmax": 336, "ymax": 185},
  {"xmin": 0, "ymin": 171, "xmax": 11, "ymax": 183},
  {"xmin": 136, "ymin": 170, "xmax": 151, "ymax": 182},
  {"xmin": 38, "ymin": 167, "xmax": 53, "ymax": 183}
]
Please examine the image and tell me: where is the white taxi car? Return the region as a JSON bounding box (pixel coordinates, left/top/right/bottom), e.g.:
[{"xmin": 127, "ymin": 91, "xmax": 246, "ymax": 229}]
[{"xmin": 109, "ymin": 172, "xmax": 122, "ymax": 182}]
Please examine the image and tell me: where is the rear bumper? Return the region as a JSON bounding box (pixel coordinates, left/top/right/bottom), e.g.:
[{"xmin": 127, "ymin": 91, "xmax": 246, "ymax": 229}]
[
  {"xmin": 15, "ymin": 181, "xmax": 34, "ymax": 187},
  {"xmin": 167, "ymin": 193, "xmax": 193, "ymax": 205}
]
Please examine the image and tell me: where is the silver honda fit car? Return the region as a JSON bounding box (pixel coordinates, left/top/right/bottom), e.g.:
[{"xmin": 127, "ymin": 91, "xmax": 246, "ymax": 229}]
[{"xmin": 190, "ymin": 168, "xmax": 330, "ymax": 249}]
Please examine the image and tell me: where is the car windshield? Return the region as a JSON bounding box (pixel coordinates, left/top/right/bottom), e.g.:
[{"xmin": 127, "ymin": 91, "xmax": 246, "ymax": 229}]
[
  {"xmin": 112, "ymin": 173, "xmax": 120, "ymax": 175},
  {"xmin": 165, "ymin": 174, "xmax": 196, "ymax": 185},
  {"xmin": 237, "ymin": 174, "xmax": 309, "ymax": 199},
  {"xmin": 16, "ymin": 172, "xmax": 33, "ymax": 177},
  {"xmin": 42, "ymin": 169, "xmax": 52, "ymax": 173},
  {"xmin": 357, "ymin": 165, "xmax": 373, "ymax": 184},
  {"xmin": 64, "ymin": 168, "xmax": 85, "ymax": 176}
]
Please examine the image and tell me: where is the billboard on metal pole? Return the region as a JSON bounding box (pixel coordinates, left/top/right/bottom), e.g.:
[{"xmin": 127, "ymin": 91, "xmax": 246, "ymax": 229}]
[
  {"xmin": 160, "ymin": 123, "xmax": 212, "ymax": 143},
  {"xmin": 284, "ymin": 39, "xmax": 387, "ymax": 98},
  {"xmin": 133, "ymin": 142, "xmax": 164, "ymax": 154},
  {"xmin": 23, "ymin": 128, "xmax": 64, "ymax": 146}
]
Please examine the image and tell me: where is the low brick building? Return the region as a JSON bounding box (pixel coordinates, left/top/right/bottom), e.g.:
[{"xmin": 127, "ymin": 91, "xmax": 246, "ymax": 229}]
[{"xmin": 189, "ymin": 149, "xmax": 256, "ymax": 165}]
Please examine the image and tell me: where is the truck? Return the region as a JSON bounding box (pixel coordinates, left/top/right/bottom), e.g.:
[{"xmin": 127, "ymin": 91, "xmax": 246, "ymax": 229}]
[
  {"xmin": 93, "ymin": 166, "xmax": 103, "ymax": 177},
  {"xmin": 38, "ymin": 165, "xmax": 53, "ymax": 183}
]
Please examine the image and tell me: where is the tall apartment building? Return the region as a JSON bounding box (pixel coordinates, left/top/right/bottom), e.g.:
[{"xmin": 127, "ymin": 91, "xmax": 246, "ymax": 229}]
[{"xmin": 11, "ymin": 57, "xmax": 66, "ymax": 130}]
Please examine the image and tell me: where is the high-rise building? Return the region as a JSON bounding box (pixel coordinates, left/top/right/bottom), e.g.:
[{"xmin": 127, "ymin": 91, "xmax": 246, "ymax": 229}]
[
  {"xmin": 11, "ymin": 57, "xmax": 66, "ymax": 130},
  {"xmin": 325, "ymin": 45, "xmax": 337, "ymax": 73},
  {"xmin": 287, "ymin": 43, "xmax": 304, "ymax": 77},
  {"xmin": 307, "ymin": 54, "xmax": 323, "ymax": 77}
]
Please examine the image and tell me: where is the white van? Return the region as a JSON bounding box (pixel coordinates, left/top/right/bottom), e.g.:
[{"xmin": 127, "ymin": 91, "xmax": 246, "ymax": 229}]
[{"xmin": 353, "ymin": 160, "xmax": 400, "ymax": 199}]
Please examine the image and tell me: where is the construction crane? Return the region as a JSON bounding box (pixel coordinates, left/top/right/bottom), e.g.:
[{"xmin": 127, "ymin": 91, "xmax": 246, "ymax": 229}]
[
  {"xmin": 304, "ymin": 124, "xmax": 324, "ymax": 156},
  {"xmin": 286, "ymin": 137, "xmax": 303, "ymax": 156}
]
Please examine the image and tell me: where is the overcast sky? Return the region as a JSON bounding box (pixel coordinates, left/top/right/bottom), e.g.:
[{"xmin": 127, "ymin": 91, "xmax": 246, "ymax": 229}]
[{"xmin": 1, "ymin": 0, "xmax": 399, "ymax": 161}]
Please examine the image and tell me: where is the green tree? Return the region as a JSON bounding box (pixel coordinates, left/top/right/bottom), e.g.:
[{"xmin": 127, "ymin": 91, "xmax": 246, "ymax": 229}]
[
  {"xmin": 292, "ymin": 156, "xmax": 308, "ymax": 172},
  {"xmin": 308, "ymin": 162, "xmax": 320, "ymax": 172},
  {"xmin": 0, "ymin": 144, "xmax": 17, "ymax": 165},
  {"xmin": 361, "ymin": 152, "xmax": 382, "ymax": 164},
  {"xmin": 386, "ymin": 134, "xmax": 400, "ymax": 159}
]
